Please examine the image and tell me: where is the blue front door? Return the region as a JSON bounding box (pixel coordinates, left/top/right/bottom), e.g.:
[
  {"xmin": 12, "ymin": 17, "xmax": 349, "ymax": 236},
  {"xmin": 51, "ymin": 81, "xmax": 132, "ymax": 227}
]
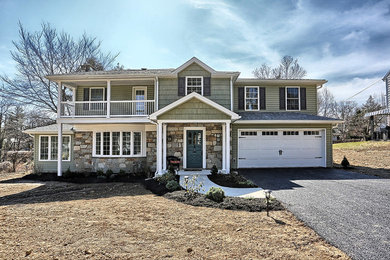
[{"xmin": 186, "ymin": 130, "xmax": 203, "ymax": 168}]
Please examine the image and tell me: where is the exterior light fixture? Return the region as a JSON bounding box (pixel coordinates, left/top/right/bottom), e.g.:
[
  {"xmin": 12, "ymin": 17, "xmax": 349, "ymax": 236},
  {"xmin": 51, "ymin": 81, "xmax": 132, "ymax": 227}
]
[{"xmin": 264, "ymin": 189, "xmax": 272, "ymax": 217}]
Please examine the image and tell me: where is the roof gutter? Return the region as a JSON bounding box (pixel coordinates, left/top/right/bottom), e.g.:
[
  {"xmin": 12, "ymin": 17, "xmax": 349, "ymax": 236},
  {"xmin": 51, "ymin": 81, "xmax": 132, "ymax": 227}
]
[{"xmin": 234, "ymin": 120, "xmax": 342, "ymax": 124}]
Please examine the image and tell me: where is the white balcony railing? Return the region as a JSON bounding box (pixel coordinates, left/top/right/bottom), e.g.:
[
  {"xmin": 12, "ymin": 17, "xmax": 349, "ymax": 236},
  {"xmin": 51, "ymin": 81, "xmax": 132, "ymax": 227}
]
[{"xmin": 60, "ymin": 100, "xmax": 155, "ymax": 117}]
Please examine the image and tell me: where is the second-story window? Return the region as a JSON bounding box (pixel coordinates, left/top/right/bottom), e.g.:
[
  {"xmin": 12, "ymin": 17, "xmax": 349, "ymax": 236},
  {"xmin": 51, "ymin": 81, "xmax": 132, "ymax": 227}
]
[
  {"xmin": 286, "ymin": 87, "xmax": 300, "ymax": 110},
  {"xmin": 90, "ymin": 87, "xmax": 105, "ymax": 110},
  {"xmin": 186, "ymin": 76, "xmax": 203, "ymax": 95},
  {"xmin": 245, "ymin": 86, "xmax": 259, "ymax": 111}
]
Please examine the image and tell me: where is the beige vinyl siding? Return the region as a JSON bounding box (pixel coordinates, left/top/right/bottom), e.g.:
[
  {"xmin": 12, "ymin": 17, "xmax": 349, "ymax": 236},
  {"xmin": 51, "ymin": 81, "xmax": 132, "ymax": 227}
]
[
  {"xmin": 76, "ymin": 85, "xmax": 154, "ymax": 101},
  {"xmin": 33, "ymin": 134, "xmax": 75, "ymax": 173},
  {"xmin": 233, "ymin": 83, "xmax": 318, "ymax": 115},
  {"xmin": 158, "ymin": 98, "xmax": 230, "ymax": 120},
  {"xmin": 159, "ymin": 63, "xmax": 231, "ymax": 109},
  {"xmin": 231, "ymin": 123, "xmax": 333, "ymax": 168}
]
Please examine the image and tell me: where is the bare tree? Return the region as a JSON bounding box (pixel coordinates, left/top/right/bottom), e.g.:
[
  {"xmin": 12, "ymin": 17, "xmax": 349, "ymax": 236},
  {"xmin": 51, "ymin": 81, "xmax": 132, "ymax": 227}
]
[
  {"xmin": 0, "ymin": 22, "xmax": 118, "ymax": 113},
  {"xmin": 318, "ymin": 87, "xmax": 338, "ymax": 117},
  {"xmin": 337, "ymin": 101, "xmax": 358, "ymax": 141},
  {"xmin": 253, "ymin": 55, "xmax": 307, "ymax": 79}
]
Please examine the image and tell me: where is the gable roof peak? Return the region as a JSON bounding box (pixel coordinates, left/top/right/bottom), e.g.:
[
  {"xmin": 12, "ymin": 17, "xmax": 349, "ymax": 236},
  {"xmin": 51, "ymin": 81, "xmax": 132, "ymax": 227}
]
[{"xmin": 173, "ymin": 57, "xmax": 216, "ymax": 75}]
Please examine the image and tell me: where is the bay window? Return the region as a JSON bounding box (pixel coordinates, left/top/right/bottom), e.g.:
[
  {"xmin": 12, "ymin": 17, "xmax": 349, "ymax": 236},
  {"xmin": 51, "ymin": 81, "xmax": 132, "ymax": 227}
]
[
  {"xmin": 94, "ymin": 131, "xmax": 143, "ymax": 157},
  {"xmin": 39, "ymin": 135, "xmax": 71, "ymax": 161}
]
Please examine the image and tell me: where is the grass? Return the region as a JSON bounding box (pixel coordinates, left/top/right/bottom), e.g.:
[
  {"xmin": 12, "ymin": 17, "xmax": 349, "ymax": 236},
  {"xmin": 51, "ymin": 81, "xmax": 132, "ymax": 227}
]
[
  {"xmin": 333, "ymin": 141, "xmax": 390, "ymax": 178},
  {"xmin": 0, "ymin": 172, "xmax": 349, "ymax": 260}
]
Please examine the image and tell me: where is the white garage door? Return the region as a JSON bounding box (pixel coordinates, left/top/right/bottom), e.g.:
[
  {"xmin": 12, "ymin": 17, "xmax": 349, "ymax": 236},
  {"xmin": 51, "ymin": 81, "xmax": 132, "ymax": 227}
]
[{"xmin": 238, "ymin": 129, "xmax": 326, "ymax": 168}]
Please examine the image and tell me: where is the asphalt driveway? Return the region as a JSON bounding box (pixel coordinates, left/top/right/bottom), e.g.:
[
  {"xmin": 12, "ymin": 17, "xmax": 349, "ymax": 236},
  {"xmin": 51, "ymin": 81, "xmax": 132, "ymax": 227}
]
[{"xmin": 241, "ymin": 168, "xmax": 390, "ymax": 260}]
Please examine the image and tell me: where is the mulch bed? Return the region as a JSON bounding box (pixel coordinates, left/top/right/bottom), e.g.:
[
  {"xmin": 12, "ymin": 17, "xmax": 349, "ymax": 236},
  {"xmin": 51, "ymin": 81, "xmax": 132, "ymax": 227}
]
[
  {"xmin": 208, "ymin": 173, "xmax": 258, "ymax": 188},
  {"xmin": 164, "ymin": 190, "xmax": 284, "ymax": 212},
  {"xmin": 19, "ymin": 172, "xmax": 145, "ymax": 184}
]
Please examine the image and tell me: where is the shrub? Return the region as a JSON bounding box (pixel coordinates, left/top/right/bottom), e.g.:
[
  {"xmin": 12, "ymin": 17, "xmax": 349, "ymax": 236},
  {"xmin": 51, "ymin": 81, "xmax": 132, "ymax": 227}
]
[
  {"xmin": 105, "ymin": 169, "xmax": 113, "ymax": 178},
  {"xmin": 210, "ymin": 165, "xmax": 218, "ymax": 176},
  {"xmin": 96, "ymin": 169, "xmax": 104, "ymax": 176},
  {"xmin": 119, "ymin": 169, "xmax": 127, "ymax": 176},
  {"xmin": 63, "ymin": 168, "xmax": 75, "ymax": 179},
  {"xmin": 183, "ymin": 175, "xmax": 204, "ymax": 199},
  {"xmin": 205, "ymin": 187, "xmax": 225, "ymax": 203},
  {"xmin": 166, "ymin": 180, "xmax": 180, "ymax": 191},
  {"xmin": 341, "ymin": 156, "xmax": 350, "ymax": 168},
  {"xmin": 157, "ymin": 171, "xmax": 176, "ymax": 185},
  {"xmin": 238, "ymin": 180, "xmax": 256, "ymax": 187}
]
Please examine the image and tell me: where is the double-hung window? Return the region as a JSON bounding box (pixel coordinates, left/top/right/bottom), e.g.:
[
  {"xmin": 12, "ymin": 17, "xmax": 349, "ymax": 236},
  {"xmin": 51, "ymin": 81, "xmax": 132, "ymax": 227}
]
[
  {"xmin": 245, "ymin": 86, "xmax": 259, "ymax": 111},
  {"xmin": 186, "ymin": 76, "xmax": 203, "ymax": 95},
  {"xmin": 39, "ymin": 136, "xmax": 71, "ymax": 161},
  {"xmin": 94, "ymin": 131, "xmax": 142, "ymax": 157},
  {"xmin": 286, "ymin": 87, "xmax": 300, "ymax": 110}
]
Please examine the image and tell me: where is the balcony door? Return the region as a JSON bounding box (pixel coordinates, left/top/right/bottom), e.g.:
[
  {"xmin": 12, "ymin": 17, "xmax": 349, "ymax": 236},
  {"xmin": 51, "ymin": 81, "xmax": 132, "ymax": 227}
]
[{"xmin": 132, "ymin": 87, "xmax": 147, "ymax": 115}]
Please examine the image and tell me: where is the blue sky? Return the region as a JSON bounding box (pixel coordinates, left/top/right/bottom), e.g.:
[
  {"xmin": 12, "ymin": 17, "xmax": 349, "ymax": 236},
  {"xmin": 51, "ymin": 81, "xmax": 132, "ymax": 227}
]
[{"xmin": 1, "ymin": 0, "xmax": 390, "ymax": 104}]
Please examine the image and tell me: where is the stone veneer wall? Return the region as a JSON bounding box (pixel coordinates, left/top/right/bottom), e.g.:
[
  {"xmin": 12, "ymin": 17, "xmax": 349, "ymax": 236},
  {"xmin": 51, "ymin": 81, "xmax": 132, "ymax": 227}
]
[
  {"xmin": 73, "ymin": 131, "xmax": 156, "ymax": 173},
  {"xmin": 166, "ymin": 123, "xmax": 223, "ymax": 169},
  {"xmin": 146, "ymin": 131, "xmax": 157, "ymax": 172}
]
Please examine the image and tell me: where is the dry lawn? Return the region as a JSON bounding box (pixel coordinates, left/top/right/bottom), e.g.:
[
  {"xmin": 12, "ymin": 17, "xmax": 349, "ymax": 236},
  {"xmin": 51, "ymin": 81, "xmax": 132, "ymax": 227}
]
[
  {"xmin": 0, "ymin": 173, "xmax": 349, "ymax": 260},
  {"xmin": 333, "ymin": 141, "xmax": 390, "ymax": 178}
]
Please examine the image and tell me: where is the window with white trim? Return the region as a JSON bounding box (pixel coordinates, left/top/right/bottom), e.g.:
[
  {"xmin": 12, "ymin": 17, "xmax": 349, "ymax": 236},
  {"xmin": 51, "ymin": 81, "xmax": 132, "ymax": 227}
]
[
  {"xmin": 94, "ymin": 131, "xmax": 142, "ymax": 157},
  {"xmin": 186, "ymin": 77, "xmax": 203, "ymax": 95},
  {"xmin": 245, "ymin": 86, "xmax": 259, "ymax": 111},
  {"xmin": 286, "ymin": 87, "xmax": 300, "ymax": 110},
  {"xmin": 39, "ymin": 135, "xmax": 71, "ymax": 161}
]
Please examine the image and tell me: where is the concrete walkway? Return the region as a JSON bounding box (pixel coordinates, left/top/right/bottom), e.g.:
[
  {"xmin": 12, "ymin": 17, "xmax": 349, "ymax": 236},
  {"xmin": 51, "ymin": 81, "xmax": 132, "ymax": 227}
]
[{"xmin": 178, "ymin": 173, "xmax": 265, "ymax": 198}]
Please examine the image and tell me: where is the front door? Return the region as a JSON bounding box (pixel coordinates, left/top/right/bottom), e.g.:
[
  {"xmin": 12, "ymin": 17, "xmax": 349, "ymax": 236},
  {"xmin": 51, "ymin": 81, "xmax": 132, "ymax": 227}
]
[
  {"xmin": 186, "ymin": 130, "xmax": 203, "ymax": 168},
  {"xmin": 133, "ymin": 87, "xmax": 147, "ymax": 114}
]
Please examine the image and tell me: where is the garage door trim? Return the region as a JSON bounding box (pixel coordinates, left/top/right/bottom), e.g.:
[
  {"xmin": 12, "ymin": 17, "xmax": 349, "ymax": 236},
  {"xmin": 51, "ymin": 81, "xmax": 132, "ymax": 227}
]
[{"xmin": 237, "ymin": 128, "xmax": 327, "ymax": 168}]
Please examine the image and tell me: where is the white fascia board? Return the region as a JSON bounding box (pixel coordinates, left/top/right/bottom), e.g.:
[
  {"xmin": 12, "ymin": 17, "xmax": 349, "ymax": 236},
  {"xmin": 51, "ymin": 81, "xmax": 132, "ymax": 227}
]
[
  {"xmin": 234, "ymin": 120, "xmax": 342, "ymax": 124},
  {"xmin": 149, "ymin": 92, "xmax": 240, "ymax": 120}
]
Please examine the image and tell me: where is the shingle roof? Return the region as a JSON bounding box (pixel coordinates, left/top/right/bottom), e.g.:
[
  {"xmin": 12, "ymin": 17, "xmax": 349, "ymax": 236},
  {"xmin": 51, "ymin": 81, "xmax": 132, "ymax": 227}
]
[
  {"xmin": 24, "ymin": 124, "xmax": 74, "ymax": 134},
  {"xmin": 48, "ymin": 68, "xmax": 175, "ymax": 77},
  {"xmin": 237, "ymin": 112, "xmax": 339, "ymax": 121}
]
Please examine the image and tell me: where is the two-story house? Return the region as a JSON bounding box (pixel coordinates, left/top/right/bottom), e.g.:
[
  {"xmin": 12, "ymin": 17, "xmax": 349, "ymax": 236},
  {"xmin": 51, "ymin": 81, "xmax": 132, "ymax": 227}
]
[{"xmin": 25, "ymin": 57, "xmax": 340, "ymax": 176}]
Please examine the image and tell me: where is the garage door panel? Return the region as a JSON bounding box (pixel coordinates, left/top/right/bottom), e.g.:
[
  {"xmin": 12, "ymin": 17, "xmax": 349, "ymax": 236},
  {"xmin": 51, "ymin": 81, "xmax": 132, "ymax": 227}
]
[{"xmin": 238, "ymin": 129, "xmax": 326, "ymax": 168}]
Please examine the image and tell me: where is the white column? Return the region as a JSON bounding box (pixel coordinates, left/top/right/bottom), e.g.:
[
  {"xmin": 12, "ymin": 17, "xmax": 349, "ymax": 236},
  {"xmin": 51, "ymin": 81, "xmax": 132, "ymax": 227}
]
[
  {"xmin": 225, "ymin": 122, "xmax": 230, "ymax": 173},
  {"xmin": 107, "ymin": 80, "xmax": 111, "ymax": 118},
  {"xmin": 72, "ymin": 87, "xmax": 76, "ymax": 117},
  {"xmin": 222, "ymin": 124, "xmax": 226, "ymax": 173},
  {"xmin": 57, "ymin": 123, "xmax": 63, "ymax": 177},
  {"xmin": 163, "ymin": 123, "xmax": 167, "ymax": 171},
  {"xmin": 57, "ymin": 81, "xmax": 62, "ymax": 118},
  {"xmin": 156, "ymin": 122, "xmax": 163, "ymax": 175}
]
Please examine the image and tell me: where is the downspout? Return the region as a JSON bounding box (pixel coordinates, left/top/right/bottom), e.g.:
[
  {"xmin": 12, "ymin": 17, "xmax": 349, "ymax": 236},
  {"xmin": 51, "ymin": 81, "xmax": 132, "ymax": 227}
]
[
  {"xmin": 230, "ymin": 76, "xmax": 233, "ymax": 111},
  {"xmin": 155, "ymin": 76, "xmax": 159, "ymax": 111}
]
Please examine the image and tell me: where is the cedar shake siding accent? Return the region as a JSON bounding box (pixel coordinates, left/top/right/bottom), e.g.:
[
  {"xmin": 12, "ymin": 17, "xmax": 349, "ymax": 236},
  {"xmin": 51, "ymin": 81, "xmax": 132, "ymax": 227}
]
[{"xmin": 157, "ymin": 98, "xmax": 231, "ymax": 120}]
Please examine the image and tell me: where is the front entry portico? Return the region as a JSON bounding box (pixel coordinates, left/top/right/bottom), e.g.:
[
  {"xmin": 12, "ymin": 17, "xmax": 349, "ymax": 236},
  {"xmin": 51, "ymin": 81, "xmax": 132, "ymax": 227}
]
[{"xmin": 149, "ymin": 92, "xmax": 240, "ymax": 176}]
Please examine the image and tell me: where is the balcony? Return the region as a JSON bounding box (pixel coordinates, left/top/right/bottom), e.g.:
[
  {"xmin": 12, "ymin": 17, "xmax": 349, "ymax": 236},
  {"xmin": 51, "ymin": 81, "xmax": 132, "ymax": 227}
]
[{"xmin": 60, "ymin": 100, "xmax": 155, "ymax": 117}]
